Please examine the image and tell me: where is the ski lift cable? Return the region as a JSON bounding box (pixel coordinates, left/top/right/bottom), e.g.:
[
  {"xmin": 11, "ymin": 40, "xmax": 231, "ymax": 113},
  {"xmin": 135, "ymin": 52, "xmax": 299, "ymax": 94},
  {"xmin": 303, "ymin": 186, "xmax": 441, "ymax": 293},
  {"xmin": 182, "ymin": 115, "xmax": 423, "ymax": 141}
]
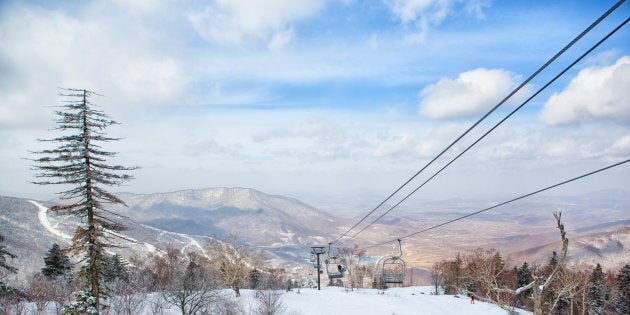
[
  {"xmin": 342, "ymin": 16, "xmax": 629, "ymax": 244},
  {"xmin": 329, "ymin": 0, "xmax": 627, "ymax": 246},
  {"xmin": 363, "ymin": 158, "xmax": 630, "ymax": 250}
]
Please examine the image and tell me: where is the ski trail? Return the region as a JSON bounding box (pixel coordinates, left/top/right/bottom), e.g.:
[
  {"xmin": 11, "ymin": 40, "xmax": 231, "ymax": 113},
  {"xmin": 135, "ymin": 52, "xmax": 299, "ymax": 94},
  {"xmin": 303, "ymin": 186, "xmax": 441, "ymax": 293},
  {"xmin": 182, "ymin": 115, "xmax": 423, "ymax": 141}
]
[
  {"xmin": 180, "ymin": 233, "xmax": 208, "ymax": 257},
  {"xmin": 29, "ymin": 200, "xmax": 72, "ymax": 241}
]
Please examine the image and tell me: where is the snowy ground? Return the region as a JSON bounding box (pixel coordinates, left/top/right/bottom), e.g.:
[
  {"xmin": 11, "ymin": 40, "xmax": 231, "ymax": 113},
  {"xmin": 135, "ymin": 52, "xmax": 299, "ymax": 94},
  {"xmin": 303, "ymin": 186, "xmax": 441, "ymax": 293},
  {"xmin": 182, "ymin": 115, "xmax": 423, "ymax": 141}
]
[
  {"xmin": 274, "ymin": 286, "xmax": 531, "ymax": 315},
  {"xmin": 18, "ymin": 286, "xmax": 531, "ymax": 314}
]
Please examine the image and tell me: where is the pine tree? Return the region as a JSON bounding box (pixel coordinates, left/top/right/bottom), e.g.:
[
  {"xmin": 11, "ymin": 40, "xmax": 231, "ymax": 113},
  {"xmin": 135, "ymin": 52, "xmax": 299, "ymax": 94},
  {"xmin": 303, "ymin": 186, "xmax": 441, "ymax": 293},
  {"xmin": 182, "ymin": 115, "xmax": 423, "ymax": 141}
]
[
  {"xmin": 0, "ymin": 233, "xmax": 17, "ymax": 293},
  {"xmin": 250, "ymin": 269, "xmax": 263, "ymax": 289},
  {"xmin": 587, "ymin": 263, "xmax": 606, "ymax": 315},
  {"xmin": 515, "ymin": 261, "xmax": 533, "ymax": 307},
  {"xmin": 0, "ymin": 233, "xmax": 17, "ymax": 277},
  {"xmin": 42, "ymin": 243, "xmax": 72, "ymax": 280},
  {"xmin": 614, "ymin": 264, "xmax": 630, "ymax": 314},
  {"xmin": 31, "ymin": 89, "xmax": 136, "ymax": 312},
  {"xmin": 102, "ymin": 254, "xmax": 129, "ymax": 285}
]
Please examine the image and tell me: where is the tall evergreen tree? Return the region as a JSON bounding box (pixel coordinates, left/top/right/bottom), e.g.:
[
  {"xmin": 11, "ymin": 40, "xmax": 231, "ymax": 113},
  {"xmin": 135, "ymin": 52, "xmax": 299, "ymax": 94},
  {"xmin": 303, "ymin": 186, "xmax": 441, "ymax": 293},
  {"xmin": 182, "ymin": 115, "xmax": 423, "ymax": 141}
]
[
  {"xmin": 515, "ymin": 261, "xmax": 533, "ymax": 306},
  {"xmin": 614, "ymin": 264, "xmax": 630, "ymax": 314},
  {"xmin": 31, "ymin": 89, "xmax": 136, "ymax": 312},
  {"xmin": 42, "ymin": 243, "xmax": 72, "ymax": 280},
  {"xmin": 587, "ymin": 263, "xmax": 607, "ymax": 315}
]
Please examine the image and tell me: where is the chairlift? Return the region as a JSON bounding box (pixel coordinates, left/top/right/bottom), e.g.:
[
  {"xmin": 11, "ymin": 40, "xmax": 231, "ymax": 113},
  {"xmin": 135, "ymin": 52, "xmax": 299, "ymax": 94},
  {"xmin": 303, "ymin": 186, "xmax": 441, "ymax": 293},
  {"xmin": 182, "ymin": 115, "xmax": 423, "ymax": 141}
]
[
  {"xmin": 381, "ymin": 239, "xmax": 406, "ymax": 284},
  {"xmin": 324, "ymin": 243, "xmax": 346, "ymax": 279}
]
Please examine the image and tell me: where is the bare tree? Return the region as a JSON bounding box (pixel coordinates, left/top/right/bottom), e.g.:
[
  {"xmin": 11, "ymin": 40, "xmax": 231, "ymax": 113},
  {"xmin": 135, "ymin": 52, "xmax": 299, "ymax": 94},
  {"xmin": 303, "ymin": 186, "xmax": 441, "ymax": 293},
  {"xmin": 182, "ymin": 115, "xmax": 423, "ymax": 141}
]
[
  {"xmin": 431, "ymin": 262, "xmax": 444, "ymax": 295},
  {"xmin": 463, "ymin": 248, "xmax": 511, "ymax": 306},
  {"xmin": 31, "ymin": 89, "xmax": 137, "ymax": 312},
  {"xmin": 26, "ymin": 273, "xmax": 55, "ymax": 314},
  {"xmin": 338, "ymin": 245, "xmax": 365, "ymax": 290},
  {"xmin": 108, "ymin": 260, "xmax": 153, "ymax": 315},
  {"xmin": 254, "ymin": 290, "xmax": 286, "ymax": 315},
  {"xmin": 206, "ymin": 235, "xmax": 265, "ymax": 297},
  {"xmin": 156, "ymin": 249, "xmax": 224, "ymax": 315},
  {"xmin": 494, "ymin": 211, "xmax": 569, "ymax": 315}
]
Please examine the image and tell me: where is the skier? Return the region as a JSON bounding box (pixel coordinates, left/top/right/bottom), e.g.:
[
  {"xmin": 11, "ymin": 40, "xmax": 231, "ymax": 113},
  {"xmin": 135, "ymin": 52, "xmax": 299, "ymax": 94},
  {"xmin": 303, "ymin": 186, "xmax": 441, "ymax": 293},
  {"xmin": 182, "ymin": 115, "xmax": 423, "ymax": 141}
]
[{"xmin": 470, "ymin": 294, "xmax": 475, "ymax": 304}]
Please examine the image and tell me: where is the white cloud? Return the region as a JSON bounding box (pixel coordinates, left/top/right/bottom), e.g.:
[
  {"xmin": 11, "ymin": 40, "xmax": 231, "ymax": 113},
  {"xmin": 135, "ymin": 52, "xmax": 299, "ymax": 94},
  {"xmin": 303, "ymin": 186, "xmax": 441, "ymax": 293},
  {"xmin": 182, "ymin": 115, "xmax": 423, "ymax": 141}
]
[
  {"xmin": 606, "ymin": 134, "xmax": 630, "ymax": 160},
  {"xmin": 539, "ymin": 56, "xmax": 630, "ymax": 125},
  {"xmin": 188, "ymin": 0, "xmax": 324, "ymax": 48},
  {"xmin": 374, "ymin": 132, "xmax": 415, "ymax": 157},
  {"xmin": 268, "ymin": 28, "xmax": 296, "ymax": 51},
  {"xmin": 418, "ymin": 68, "xmax": 523, "ymax": 119},
  {"xmin": 384, "ymin": 0, "xmax": 490, "ymax": 44},
  {"xmin": 386, "ymin": 0, "xmax": 450, "ymax": 25},
  {"xmin": 0, "ymin": 3, "xmax": 189, "ymax": 126}
]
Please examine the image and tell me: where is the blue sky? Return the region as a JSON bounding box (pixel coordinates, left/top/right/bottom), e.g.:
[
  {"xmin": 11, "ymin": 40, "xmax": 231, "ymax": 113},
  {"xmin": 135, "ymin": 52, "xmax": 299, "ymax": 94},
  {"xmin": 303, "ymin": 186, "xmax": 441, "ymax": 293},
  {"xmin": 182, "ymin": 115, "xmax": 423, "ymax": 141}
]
[{"xmin": 1, "ymin": 0, "xmax": 628, "ymax": 208}]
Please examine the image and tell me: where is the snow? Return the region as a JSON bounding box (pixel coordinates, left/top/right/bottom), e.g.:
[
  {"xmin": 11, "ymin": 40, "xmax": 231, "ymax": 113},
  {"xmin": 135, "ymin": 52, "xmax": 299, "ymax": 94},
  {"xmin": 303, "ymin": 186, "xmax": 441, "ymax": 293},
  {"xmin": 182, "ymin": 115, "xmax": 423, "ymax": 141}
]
[
  {"xmin": 30, "ymin": 200, "xmax": 72, "ymax": 241},
  {"xmin": 20, "ymin": 285, "xmax": 531, "ymax": 314},
  {"xmin": 274, "ymin": 286, "xmax": 531, "ymax": 315}
]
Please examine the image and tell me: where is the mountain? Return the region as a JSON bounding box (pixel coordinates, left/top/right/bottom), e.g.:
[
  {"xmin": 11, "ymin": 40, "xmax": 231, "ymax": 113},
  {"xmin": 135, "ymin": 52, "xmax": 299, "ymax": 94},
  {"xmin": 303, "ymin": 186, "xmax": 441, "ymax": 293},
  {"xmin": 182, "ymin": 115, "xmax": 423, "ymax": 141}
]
[
  {"xmin": 508, "ymin": 224, "xmax": 630, "ymax": 271},
  {"xmin": 0, "ymin": 195, "xmax": 214, "ymax": 282},
  {"xmin": 111, "ymin": 187, "xmax": 349, "ymax": 247},
  {"xmin": 0, "ymin": 188, "xmax": 351, "ymax": 281},
  {"xmin": 108, "ymin": 187, "xmax": 354, "ymax": 272}
]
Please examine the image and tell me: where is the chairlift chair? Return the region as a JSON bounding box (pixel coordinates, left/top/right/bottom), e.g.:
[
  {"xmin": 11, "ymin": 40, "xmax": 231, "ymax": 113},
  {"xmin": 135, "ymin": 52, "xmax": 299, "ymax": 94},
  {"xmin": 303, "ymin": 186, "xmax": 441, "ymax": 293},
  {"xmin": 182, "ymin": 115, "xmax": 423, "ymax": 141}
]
[
  {"xmin": 381, "ymin": 239, "xmax": 406, "ymax": 284},
  {"xmin": 325, "ymin": 243, "xmax": 347, "ymax": 279}
]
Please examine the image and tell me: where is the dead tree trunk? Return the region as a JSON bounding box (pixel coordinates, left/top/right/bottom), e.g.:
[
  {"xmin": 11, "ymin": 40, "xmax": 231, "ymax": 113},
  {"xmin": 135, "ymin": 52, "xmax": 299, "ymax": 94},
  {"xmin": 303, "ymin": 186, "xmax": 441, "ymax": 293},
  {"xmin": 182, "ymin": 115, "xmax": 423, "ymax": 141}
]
[{"xmin": 494, "ymin": 211, "xmax": 569, "ymax": 315}]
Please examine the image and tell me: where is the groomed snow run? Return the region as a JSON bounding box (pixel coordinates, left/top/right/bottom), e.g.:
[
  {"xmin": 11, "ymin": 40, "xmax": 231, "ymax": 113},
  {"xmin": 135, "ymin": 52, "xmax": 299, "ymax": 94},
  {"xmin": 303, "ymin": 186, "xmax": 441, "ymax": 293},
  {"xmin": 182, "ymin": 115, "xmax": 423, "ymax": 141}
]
[
  {"xmin": 275, "ymin": 286, "xmax": 531, "ymax": 315},
  {"xmin": 30, "ymin": 200, "xmax": 72, "ymax": 240}
]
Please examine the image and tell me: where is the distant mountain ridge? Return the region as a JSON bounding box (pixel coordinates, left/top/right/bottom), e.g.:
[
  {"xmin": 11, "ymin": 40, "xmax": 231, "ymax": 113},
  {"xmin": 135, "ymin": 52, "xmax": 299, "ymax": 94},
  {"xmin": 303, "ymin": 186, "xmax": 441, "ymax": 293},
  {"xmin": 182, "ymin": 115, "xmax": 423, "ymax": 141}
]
[
  {"xmin": 111, "ymin": 187, "xmax": 346, "ymax": 246},
  {"xmin": 1, "ymin": 188, "xmax": 628, "ymax": 284},
  {"xmin": 508, "ymin": 225, "xmax": 630, "ymax": 271}
]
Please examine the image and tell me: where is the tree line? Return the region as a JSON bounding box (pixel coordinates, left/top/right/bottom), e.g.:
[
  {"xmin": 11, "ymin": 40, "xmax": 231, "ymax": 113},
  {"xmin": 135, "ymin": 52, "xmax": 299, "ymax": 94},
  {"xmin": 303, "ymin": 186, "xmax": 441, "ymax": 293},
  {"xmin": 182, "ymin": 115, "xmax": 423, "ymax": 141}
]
[
  {"xmin": 431, "ymin": 214, "xmax": 630, "ymax": 314},
  {"xmin": 1, "ymin": 237, "xmax": 293, "ymax": 314}
]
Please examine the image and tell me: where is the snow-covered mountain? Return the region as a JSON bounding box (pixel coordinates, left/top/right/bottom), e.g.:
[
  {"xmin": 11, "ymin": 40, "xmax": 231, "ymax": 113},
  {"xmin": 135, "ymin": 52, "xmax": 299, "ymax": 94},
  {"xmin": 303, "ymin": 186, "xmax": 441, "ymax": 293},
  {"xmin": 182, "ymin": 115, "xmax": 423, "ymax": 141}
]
[
  {"xmin": 0, "ymin": 195, "xmax": 214, "ymax": 282},
  {"xmin": 509, "ymin": 224, "xmax": 630, "ymax": 271},
  {"xmin": 0, "ymin": 188, "xmax": 351, "ymax": 281},
  {"xmin": 111, "ymin": 187, "xmax": 347, "ymax": 247}
]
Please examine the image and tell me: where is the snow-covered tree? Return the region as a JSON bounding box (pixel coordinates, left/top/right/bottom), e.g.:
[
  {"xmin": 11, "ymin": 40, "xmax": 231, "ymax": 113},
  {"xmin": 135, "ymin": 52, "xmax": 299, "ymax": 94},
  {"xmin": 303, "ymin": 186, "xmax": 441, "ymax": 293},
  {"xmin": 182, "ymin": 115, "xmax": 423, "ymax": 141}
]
[
  {"xmin": 31, "ymin": 89, "xmax": 136, "ymax": 312},
  {"xmin": 587, "ymin": 263, "xmax": 607, "ymax": 315},
  {"xmin": 613, "ymin": 264, "xmax": 630, "ymax": 314},
  {"xmin": 249, "ymin": 269, "xmax": 263, "ymax": 289},
  {"xmin": 62, "ymin": 290, "xmax": 98, "ymax": 315},
  {"xmin": 42, "ymin": 243, "xmax": 72, "ymax": 280},
  {"xmin": 0, "ymin": 233, "xmax": 17, "ymax": 278}
]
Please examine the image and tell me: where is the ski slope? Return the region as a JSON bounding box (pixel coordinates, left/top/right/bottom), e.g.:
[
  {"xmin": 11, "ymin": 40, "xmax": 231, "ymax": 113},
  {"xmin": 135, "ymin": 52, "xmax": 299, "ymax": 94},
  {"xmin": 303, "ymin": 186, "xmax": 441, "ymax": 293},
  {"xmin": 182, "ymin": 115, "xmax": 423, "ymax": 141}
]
[
  {"xmin": 30, "ymin": 200, "xmax": 72, "ymax": 241},
  {"xmin": 275, "ymin": 286, "xmax": 531, "ymax": 315}
]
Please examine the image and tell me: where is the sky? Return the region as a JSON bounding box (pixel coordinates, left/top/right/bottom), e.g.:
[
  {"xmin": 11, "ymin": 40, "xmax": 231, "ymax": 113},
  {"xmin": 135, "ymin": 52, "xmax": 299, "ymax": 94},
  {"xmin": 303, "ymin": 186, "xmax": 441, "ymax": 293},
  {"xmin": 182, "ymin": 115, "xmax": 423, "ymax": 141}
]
[{"xmin": 0, "ymin": 0, "xmax": 629, "ymax": 208}]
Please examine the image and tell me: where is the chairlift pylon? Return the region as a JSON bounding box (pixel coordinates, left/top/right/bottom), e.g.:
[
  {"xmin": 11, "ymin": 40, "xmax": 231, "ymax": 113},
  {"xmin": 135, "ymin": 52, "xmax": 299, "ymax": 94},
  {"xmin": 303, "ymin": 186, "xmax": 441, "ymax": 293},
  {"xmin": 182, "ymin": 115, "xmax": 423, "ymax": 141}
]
[{"xmin": 381, "ymin": 239, "xmax": 406, "ymax": 284}]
